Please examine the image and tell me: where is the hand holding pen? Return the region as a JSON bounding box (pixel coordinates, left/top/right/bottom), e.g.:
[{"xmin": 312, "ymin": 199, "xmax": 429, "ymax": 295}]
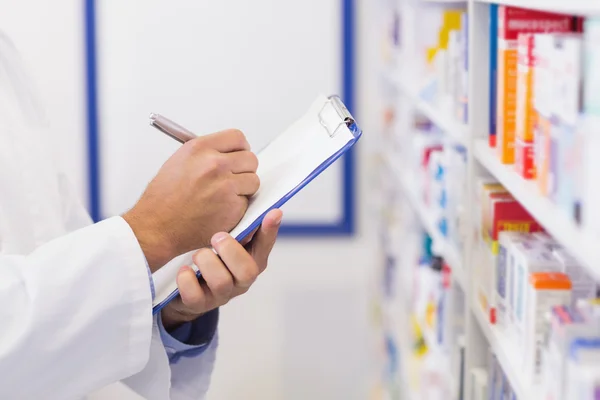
[
  {"xmin": 145, "ymin": 114, "xmax": 282, "ymax": 329},
  {"xmin": 122, "ymin": 114, "xmax": 260, "ymax": 270}
]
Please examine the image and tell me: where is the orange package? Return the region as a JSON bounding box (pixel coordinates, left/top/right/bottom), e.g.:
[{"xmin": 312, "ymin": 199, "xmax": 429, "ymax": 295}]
[
  {"xmin": 515, "ymin": 33, "xmax": 536, "ymax": 179},
  {"xmin": 496, "ymin": 6, "xmax": 573, "ymax": 165}
]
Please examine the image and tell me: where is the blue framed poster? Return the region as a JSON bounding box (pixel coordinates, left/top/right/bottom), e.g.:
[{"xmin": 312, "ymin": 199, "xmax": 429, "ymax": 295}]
[{"xmin": 84, "ymin": 0, "xmax": 357, "ymax": 236}]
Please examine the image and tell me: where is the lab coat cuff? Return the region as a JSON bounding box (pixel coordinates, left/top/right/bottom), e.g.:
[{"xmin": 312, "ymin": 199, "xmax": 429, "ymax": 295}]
[
  {"xmin": 157, "ymin": 308, "xmax": 219, "ymax": 364},
  {"xmin": 110, "ymin": 217, "xmax": 156, "ymax": 373},
  {"xmin": 144, "ymin": 260, "xmax": 156, "ymax": 300}
]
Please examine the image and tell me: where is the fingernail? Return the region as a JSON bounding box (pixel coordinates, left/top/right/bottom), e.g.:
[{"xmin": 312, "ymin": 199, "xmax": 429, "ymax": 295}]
[
  {"xmin": 275, "ymin": 215, "xmax": 282, "ymax": 226},
  {"xmin": 213, "ymin": 232, "xmax": 229, "ymax": 243},
  {"xmin": 179, "ymin": 265, "xmax": 191, "ymax": 274}
]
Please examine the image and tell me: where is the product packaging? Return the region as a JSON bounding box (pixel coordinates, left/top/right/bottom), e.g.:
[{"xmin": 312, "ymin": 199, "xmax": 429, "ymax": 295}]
[
  {"xmin": 481, "ymin": 186, "xmax": 543, "ymax": 324},
  {"xmin": 551, "ymin": 34, "xmax": 583, "ymax": 217},
  {"xmin": 515, "ymin": 33, "xmax": 536, "ymax": 179},
  {"xmin": 533, "ymin": 34, "xmax": 556, "ymax": 196},
  {"xmin": 565, "ymin": 338, "xmax": 600, "ymax": 400},
  {"xmin": 542, "ymin": 305, "xmax": 600, "ymax": 400},
  {"xmin": 477, "ymin": 182, "xmax": 508, "ymax": 319},
  {"xmin": 496, "ymin": 231, "xmax": 535, "ymax": 331},
  {"xmin": 489, "ymin": 4, "xmax": 499, "ymax": 147},
  {"xmin": 459, "ymin": 12, "xmax": 469, "ymax": 123},
  {"xmin": 582, "ymin": 18, "xmax": 600, "ymax": 240},
  {"xmin": 512, "ymin": 244, "xmax": 562, "ymax": 348},
  {"xmin": 496, "ymin": 7, "xmax": 573, "ymax": 164},
  {"xmin": 523, "ymin": 272, "xmax": 572, "ymax": 383},
  {"xmin": 552, "ymin": 248, "xmax": 596, "ymax": 307},
  {"xmin": 444, "ymin": 145, "xmax": 468, "ymax": 251}
]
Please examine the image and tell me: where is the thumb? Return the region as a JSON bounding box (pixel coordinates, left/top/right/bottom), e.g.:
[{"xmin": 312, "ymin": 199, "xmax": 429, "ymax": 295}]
[{"xmin": 250, "ymin": 209, "xmax": 282, "ymax": 271}]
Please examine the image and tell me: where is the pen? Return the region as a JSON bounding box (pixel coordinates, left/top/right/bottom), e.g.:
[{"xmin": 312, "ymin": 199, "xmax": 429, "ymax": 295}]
[{"xmin": 149, "ymin": 113, "xmax": 197, "ymax": 143}]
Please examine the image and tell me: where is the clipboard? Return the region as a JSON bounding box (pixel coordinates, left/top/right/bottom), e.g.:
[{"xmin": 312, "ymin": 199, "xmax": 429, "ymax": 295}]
[{"xmin": 151, "ymin": 94, "xmax": 362, "ymax": 314}]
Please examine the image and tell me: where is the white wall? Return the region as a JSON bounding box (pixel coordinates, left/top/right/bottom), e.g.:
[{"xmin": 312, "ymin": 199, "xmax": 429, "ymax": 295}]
[
  {"xmin": 0, "ymin": 0, "xmax": 88, "ymax": 205},
  {"xmin": 0, "ymin": 0, "xmax": 379, "ymax": 399},
  {"xmin": 96, "ymin": 0, "xmax": 345, "ymax": 226}
]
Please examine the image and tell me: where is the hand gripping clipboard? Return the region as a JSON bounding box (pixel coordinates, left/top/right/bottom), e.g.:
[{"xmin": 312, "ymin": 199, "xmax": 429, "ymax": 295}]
[{"xmin": 151, "ymin": 94, "xmax": 363, "ymax": 314}]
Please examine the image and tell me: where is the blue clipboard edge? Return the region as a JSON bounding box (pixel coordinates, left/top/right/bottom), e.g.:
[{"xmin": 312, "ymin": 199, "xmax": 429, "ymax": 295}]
[
  {"xmin": 152, "ymin": 119, "xmax": 362, "ymax": 315},
  {"xmin": 83, "ymin": 0, "xmax": 357, "ymax": 236}
]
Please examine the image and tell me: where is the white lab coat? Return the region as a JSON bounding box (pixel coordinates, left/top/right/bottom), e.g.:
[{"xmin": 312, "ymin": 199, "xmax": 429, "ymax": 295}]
[{"xmin": 0, "ymin": 32, "xmax": 217, "ymax": 399}]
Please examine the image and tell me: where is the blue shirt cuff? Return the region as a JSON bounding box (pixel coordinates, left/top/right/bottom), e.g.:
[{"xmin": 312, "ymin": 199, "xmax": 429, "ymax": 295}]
[
  {"xmin": 144, "ymin": 260, "xmax": 156, "ymax": 300},
  {"xmin": 158, "ymin": 308, "xmax": 219, "ymax": 364}
]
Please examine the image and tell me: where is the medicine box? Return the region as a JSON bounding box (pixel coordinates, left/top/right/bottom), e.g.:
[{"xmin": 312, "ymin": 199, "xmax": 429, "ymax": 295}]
[
  {"xmin": 477, "ymin": 183, "xmax": 506, "ymax": 320},
  {"xmin": 552, "ymin": 34, "xmax": 583, "ymax": 216},
  {"xmin": 496, "ymin": 7, "xmax": 572, "ymax": 165},
  {"xmin": 523, "ymin": 272, "xmax": 572, "ymax": 383},
  {"xmin": 496, "ymin": 231, "xmax": 535, "ymax": 331},
  {"xmin": 533, "ymin": 34, "xmax": 556, "ymax": 196},
  {"xmin": 552, "ymin": 248, "xmax": 596, "ymax": 307},
  {"xmin": 532, "ymin": 232, "xmax": 561, "ymax": 251},
  {"xmin": 515, "ymin": 33, "xmax": 536, "ymax": 179},
  {"xmin": 565, "ymin": 339, "xmax": 600, "ymax": 400},
  {"xmin": 512, "ymin": 245, "xmax": 562, "ymax": 349},
  {"xmin": 481, "ymin": 187, "xmax": 543, "ymax": 324},
  {"xmin": 582, "ymin": 18, "xmax": 600, "ymax": 240},
  {"xmin": 489, "ymin": 4, "xmax": 499, "ymax": 148},
  {"xmin": 482, "ymin": 193, "xmax": 543, "ymax": 253},
  {"xmin": 543, "ymin": 305, "xmax": 599, "ymax": 400},
  {"xmin": 459, "ymin": 12, "xmax": 468, "ymax": 123}
]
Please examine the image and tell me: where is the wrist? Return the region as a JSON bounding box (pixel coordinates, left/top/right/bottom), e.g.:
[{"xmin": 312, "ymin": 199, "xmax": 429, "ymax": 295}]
[
  {"xmin": 123, "ymin": 211, "xmax": 176, "ymax": 271},
  {"xmin": 161, "ymin": 307, "xmax": 203, "ymax": 332}
]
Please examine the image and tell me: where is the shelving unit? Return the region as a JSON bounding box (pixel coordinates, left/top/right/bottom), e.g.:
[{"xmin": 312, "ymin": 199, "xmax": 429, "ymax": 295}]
[
  {"xmin": 390, "ymin": 71, "xmax": 468, "ymax": 147},
  {"xmin": 384, "ymin": 152, "xmax": 467, "ymax": 289},
  {"xmin": 372, "ymin": 0, "xmax": 600, "ymax": 399},
  {"xmin": 474, "ymin": 140, "xmax": 600, "ymax": 279},
  {"xmin": 471, "ymin": 304, "xmax": 537, "ymax": 400}
]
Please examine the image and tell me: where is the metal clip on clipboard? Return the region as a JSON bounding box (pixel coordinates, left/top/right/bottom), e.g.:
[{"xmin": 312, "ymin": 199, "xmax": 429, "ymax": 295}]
[{"xmin": 318, "ymin": 95, "xmax": 356, "ymax": 138}]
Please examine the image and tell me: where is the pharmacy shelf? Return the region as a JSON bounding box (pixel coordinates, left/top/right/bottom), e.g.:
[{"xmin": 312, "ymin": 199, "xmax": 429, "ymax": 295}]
[
  {"xmin": 474, "ymin": 139, "xmax": 600, "ymax": 280},
  {"xmin": 399, "ymin": 174, "xmax": 466, "ymax": 289},
  {"xmin": 384, "ymin": 154, "xmax": 467, "ymax": 289},
  {"xmin": 386, "ymin": 70, "xmax": 468, "ymax": 147},
  {"xmin": 475, "ymin": 0, "xmax": 600, "ymax": 16},
  {"xmin": 472, "ymin": 302, "xmax": 537, "ymax": 400}
]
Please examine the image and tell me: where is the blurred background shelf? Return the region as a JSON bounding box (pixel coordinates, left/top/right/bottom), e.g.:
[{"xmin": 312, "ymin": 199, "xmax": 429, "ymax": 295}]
[
  {"xmin": 474, "ymin": 140, "xmax": 600, "ymax": 279},
  {"xmin": 385, "ymin": 153, "xmax": 467, "ymax": 289},
  {"xmin": 385, "ymin": 68, "xmax": 468, "ymax": 147},
  {"xmin": 472, "ymin": 303, "xmax": 537, "ymax": 400}
]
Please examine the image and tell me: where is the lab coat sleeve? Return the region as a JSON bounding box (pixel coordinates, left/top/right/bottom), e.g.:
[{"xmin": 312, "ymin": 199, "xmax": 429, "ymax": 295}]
[
  {"xmin": 158, "ymin": 308, "xmax": 219, "ymax": 363},
  {"xmin": 57, "ymin": 172, "xmax": 219, "ymax": 398},
  {"xmin": 167, "ymin": 330, "xmax": 219, "ymax": 400},
  {"xmin": 163, "ymin": 311, "xmax": 219, "ymax": 400},
  {"xmin": 0, "ymin": 216, "xmax": 154, "ymax": 399},
  {"xmin": 119, "ymin": 312, "xmax": 219, "ymax": 400}
]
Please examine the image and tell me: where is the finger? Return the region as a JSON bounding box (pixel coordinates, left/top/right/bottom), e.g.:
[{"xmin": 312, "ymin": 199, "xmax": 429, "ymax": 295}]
[
  {"xmin": 225, "ymin": 151, "xmax": 259, "ymax": 174},
  {"xmin": 212, "ymin": 232, "xmax": 258, "ymax": 289},
  {"xmin": 240, "ymin": 226, "xmax": 259, "ymax": 246},
  {"xmin": 193, "ymin": 248, "xmax": 234, "ymax": 301},
  {"xmin": 231, "ymin": 173, "xmax": 260, "ymax": 196},
  {"xmin": 177, "ymin": 265, "xmax": 213, "ymax": 313},
  {"xmin": 249, "ymin": 209, "xmax": 282, "ymax": 272},
  {"xmin": 197, "ymin": 129, "xmax": 250, "ymax": 153}
]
